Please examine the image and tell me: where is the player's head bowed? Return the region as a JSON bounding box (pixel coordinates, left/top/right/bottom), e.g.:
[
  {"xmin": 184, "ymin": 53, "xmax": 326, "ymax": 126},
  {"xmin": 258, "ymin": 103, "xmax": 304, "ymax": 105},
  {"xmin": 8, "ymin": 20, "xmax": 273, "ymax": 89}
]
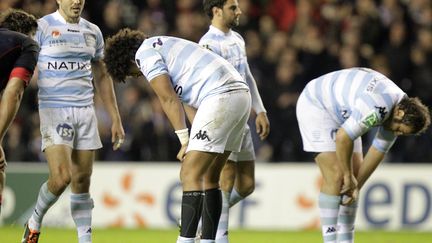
[
  {"xmin": 104, "ymin": 28, "xmax": 148, "ymax": 83},
  {"xmin": 395, "ymin": 97, "xmax": 431, "ymax": 135}
]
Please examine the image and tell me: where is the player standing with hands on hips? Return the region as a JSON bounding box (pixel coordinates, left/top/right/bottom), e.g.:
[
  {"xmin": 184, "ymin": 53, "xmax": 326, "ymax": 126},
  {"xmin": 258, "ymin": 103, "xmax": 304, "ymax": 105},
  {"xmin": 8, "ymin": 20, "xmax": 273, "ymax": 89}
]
[
  {"xmin": 0, "ymin": 8, "xmax": 39, "ymax": 217},
  {"xmin": 103, "ymin": 28, "xmax": 251, "ymax": 243},
  {"xmin": 22, "ymin": 0, "xmax": 125, "ymax": 242},
  {"xmin": 296, "ymin": 67, "xmax": 430, "ymax": 243}
]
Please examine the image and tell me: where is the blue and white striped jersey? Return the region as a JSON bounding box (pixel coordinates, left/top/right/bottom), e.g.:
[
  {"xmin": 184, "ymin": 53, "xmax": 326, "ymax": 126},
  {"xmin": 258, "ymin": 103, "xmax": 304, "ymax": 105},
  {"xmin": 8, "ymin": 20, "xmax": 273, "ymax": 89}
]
[
  {"xmin": 199, "ymin": 26, "xmax": 266, "ymax": 114},
  {"xmin": 135, "ymin": 36, "xmax": 248, "ymax": 108},
  {"xmin": 302, "ymin": 68, "xmax": 406, "ymax": 152},
  {"xmin": 35, "ymin": 11, "xmax": 104, "ymax": 108}
]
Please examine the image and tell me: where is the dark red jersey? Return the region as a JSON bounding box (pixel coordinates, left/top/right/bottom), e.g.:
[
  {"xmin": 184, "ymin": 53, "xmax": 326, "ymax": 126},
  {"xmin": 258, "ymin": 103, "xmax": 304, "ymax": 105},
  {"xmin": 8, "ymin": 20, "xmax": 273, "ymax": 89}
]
[{"xmin": 0, "ymin": 28, "xmax": 39, "ymax": 91}]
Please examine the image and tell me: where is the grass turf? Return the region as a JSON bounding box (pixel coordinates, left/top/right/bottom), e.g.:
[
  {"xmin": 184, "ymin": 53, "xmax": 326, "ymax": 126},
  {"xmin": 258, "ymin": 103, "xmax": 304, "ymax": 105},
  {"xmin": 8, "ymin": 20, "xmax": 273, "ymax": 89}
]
[{"xmin": 2, "ymin": 226, "xmax": 431, "ymax": 243}]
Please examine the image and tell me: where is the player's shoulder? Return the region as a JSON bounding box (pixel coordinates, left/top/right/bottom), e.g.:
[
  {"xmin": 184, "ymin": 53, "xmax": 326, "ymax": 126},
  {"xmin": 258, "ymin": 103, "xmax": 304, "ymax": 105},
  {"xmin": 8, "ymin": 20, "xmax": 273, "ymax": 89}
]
[
  {"xmin": 78, "ymin": 18, "xmax": 102, "ymax": 35},
  {"xmin": 231, "ymin": 30, "xmax": 245, "ymax": 42}
]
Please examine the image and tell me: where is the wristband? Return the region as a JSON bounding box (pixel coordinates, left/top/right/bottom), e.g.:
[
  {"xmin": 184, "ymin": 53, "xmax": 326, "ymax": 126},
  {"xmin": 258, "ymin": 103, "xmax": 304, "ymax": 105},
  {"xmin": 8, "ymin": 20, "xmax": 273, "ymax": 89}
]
[{"xmin": 175, "ymin": 128, "xmax": 189, "ymax": 145}]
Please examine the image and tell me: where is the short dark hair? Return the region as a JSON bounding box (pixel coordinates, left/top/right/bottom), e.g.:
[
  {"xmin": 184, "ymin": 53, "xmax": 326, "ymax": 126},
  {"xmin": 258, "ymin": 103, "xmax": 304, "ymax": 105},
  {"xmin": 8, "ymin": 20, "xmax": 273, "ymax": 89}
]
[
  {"xmin": 0, "ymin": 9, "xmax": 38, "ymax": 35},
  {"xmin": 398, "ymin": 97, "xmax": 431, "ymax": 135},
  {"xmin": 104, "ymin": 28, "xmax": 147, "ymax": 83},
  {"xmin": 203, "ymin": 0, "xmax": 227, "ymax": 19}
]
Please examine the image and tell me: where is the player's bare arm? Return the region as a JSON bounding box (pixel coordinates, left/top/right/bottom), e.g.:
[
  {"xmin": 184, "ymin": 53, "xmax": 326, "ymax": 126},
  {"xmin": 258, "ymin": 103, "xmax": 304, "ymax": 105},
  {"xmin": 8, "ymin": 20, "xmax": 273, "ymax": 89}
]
[
  {"xmin": 357, "ymin": 146, "xmax": 385, "ymax": 189},
  {"xmin": 335, "ymin": 128, "xmax": 359, "ymax": 204},
  {"xmin": 149, "ymin": 74, "xmax": 188, "ymax": 160},
  {"xmin": 92, "ymin": 60, "xmax": 125, "ymax": 150},
  {"xmin": 0, "ymin": 77, "xmax": 25, "ymax": 143}
]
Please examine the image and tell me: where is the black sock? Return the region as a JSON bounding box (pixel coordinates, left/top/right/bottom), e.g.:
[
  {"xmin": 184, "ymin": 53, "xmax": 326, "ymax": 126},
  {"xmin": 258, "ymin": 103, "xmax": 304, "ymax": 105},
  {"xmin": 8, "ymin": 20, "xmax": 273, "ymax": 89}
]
[
  {"xmin": 201, "ymin": 188, "xmax": 222, "ymax": 240},
  {"xmin": 180, "ymin": 190, "xmax": 204, "ymax": 238}
]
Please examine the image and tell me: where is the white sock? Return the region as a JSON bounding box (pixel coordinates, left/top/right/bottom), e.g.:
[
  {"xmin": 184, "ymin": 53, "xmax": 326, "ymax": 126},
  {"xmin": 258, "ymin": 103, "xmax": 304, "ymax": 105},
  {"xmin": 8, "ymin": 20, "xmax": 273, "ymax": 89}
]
[
  {"xmin": 176, "ymin": 236, "xmax": 196, "ymax": 243},
  {"xmin": 319, "ymin": 193, "xmax": 340, "ymax": 243},
  {"xmin": 337, "ymin": 196, "xmax": 358, "ymax": 243},
  {"xmin": 228, "ymin": 188, "xmax": 243, "ymax": 207},
  {"xmin": 29, "ymin": 182, "xmax": 59, "ymax": 231},
  {"xmin": 71, "ymin": 193, "xmax": 94, "ymax": 243},
  {"xmin": 215, "ymin": 190, "xmax": 230, "ymax": 242}
]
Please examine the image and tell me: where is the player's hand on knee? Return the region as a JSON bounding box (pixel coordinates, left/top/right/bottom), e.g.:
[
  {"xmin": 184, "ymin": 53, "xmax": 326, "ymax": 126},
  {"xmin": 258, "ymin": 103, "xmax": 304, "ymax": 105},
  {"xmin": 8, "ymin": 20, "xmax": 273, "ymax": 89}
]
[
  {"xmin": 176, "ymin": 144, "xmax": 188, "ymax": 161},
  {"xmin": 340, "ymin": 174, "xmax": 358, "ymax": 205}
]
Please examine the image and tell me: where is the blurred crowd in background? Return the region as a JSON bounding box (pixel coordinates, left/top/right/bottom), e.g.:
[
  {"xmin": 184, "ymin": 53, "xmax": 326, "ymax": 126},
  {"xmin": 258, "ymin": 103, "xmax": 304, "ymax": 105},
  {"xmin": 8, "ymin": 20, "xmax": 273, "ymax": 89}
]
[{"xmin": 1, "ymin": 0, "xmax": 431, "ymax": 163}]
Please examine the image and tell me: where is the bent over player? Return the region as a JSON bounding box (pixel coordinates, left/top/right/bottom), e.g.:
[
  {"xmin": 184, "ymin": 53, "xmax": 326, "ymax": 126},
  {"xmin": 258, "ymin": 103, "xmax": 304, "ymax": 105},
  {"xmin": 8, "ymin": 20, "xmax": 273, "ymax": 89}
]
[
  {"xmin": 0, "ymin": 8, "xmax": 39, "ymax": 216},
  {"xmin": 296, "ymin": 67, "xmax": 430, "ymax": 243},
  {"xmin": 103, "ymin": 28, "xmax": 251, "ymax": 243}
]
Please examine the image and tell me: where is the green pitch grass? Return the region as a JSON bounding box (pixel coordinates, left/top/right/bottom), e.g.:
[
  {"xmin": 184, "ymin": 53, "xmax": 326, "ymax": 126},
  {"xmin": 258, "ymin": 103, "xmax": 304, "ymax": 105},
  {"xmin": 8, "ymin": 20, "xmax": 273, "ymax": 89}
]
[{"xmin": 2, "ymin": 226, "xmax": 431, "ymax": 243}]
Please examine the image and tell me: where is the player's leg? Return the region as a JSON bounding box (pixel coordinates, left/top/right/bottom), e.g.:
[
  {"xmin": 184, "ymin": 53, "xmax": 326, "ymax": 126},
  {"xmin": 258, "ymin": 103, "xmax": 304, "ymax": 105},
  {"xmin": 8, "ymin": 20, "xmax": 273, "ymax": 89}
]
[
  {"xmin": 70, "ymin": 150, "xmax": 95, "ymax": 243},
  {"xmin": 68, "ymin": 106, "xmax": 102, "ymax": 243},
  {"xmin": 24, "ymin": 145, "xmax": 72, "ymax": 243},
  {"xmin": 315, "ymin": 152, "xmax": 342, "ymax": 243},
  {"xmin": 178, "ymin": 150, "xmax": 219, "ymax": 243},
  {"xmin": 214, "ymin": 160, "xmax": 235, "ymax": 243},
  {"xmin": 202, "ymin": 151, "xmax": 231, "ymax": 243},
  {"xmin": 229, "ymin": 126, "xmax": 255, "ymax": 206},
  {"xmin": 337, "ymin": 151, "xmax": 362, "ymax": 243},
  {"xmin": 230, "ymin": 160, "xmax": 254, "ymax": 206},
  {"xmin": 297, "ymin": 92, "xmax": 341, "ymax": 243}
]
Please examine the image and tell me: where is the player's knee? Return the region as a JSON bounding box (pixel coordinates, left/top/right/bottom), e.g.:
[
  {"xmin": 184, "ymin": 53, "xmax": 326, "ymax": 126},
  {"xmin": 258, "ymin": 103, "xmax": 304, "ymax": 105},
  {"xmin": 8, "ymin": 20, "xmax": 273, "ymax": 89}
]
[
  {"xmin": 72, "ymin": 171, "xmax": 92, "ymax": 185},
  {"xmin": 51, "ymin": 168, "xmax": 71, "ymax": 189},
  {"xmin": 179, "ymin": 166, "xmax": 201, "ymax": 185}
]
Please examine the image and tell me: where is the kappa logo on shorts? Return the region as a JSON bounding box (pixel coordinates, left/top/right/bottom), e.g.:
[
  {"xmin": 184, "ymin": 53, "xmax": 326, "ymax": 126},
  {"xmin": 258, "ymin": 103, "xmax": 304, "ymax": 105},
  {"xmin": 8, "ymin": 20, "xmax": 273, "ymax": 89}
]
[
  {"xmin": 192, "ymin": 130, "xmax": 211, "ymax": 141},
  {"xmin": 56, "ymin": 123, "xmax": 74, "ymax": 141}
]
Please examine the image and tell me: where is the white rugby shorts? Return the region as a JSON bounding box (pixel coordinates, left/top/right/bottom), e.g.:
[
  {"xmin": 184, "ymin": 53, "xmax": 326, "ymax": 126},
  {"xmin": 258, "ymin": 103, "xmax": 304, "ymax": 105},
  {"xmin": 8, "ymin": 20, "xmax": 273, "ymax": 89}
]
[
  {"xmin": 296, "ymin": 92, "xmax": 362, "ymax": 153},
  {"xmin": 228, "ymin": 124, "xmax": 256, "ymax": 162},
  {"xmin": 39, "ymin": 106, "xmax": 102, "ymax": 151},
  {"xmin": 187, "ymin": 90, "xmax": 251, "ymax": 154}
]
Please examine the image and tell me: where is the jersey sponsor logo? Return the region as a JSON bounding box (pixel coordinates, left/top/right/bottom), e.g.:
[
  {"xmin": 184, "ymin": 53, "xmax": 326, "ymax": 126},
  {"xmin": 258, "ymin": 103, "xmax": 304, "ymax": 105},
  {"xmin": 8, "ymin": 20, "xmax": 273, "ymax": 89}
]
[
  {"xmin": 51, "ymin": 30, "xmax": 61, "ymax": 38},
  {"xmin": 366, "ymin": 78, "xmax": 378, "ymax": 92},
  {"xmin": 192, "ymin": 130, "xmax": 211, "ymax": 141},
  {"xmin": 84, "ymin": 33, "xmax": 96, "ymax": 47},
  {"xmin": 362, "ymin": 112, "xmax": 379, "ymax": 128},
  {"xmin": 47, "ymin": 61, "xmax": 90, "ymax": 70},
  {"xmin": 67, "ymin": 28, "xmax": 80, "ymax": 33},
  {"xmin": 56, "ymin": 123, "xmax": 74, "ymax": 141}
]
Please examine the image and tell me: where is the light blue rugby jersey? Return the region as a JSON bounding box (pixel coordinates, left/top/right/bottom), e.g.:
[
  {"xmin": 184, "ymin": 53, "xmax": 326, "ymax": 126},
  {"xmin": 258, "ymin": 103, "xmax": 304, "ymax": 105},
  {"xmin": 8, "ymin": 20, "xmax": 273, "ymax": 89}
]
[
  {"xmin": 199, "ymin": 25, "xmax": 266, "ymax": 114},
  {"xmin": 303, "ymin": 67, "xmax": 406, "ymax": 152},
  {"xmin": 35, "ymin": 11, "xmax": 104, "ymax": 108},
  {"xmin": 135, "ymin": 36, "xmax": 248, "ymax": 108}
]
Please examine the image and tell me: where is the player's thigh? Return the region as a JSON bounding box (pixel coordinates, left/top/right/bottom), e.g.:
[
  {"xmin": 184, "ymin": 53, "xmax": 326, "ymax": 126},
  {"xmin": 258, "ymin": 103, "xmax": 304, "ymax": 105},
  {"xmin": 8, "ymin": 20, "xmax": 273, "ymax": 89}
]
[
  {"xmin": 44, "ymin": 144, "xmax": 73, "ymax": 177},
  {"xmin": 181, "ymin": 150, "xmax": 219, "ymax": 181},
  {"xmin": 315, "ymin": 152, "xmax": 342, "ymax": 185},
  {"xmin": 204, "ymin": 151, "xmax": 231, "ymax": 189}
]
